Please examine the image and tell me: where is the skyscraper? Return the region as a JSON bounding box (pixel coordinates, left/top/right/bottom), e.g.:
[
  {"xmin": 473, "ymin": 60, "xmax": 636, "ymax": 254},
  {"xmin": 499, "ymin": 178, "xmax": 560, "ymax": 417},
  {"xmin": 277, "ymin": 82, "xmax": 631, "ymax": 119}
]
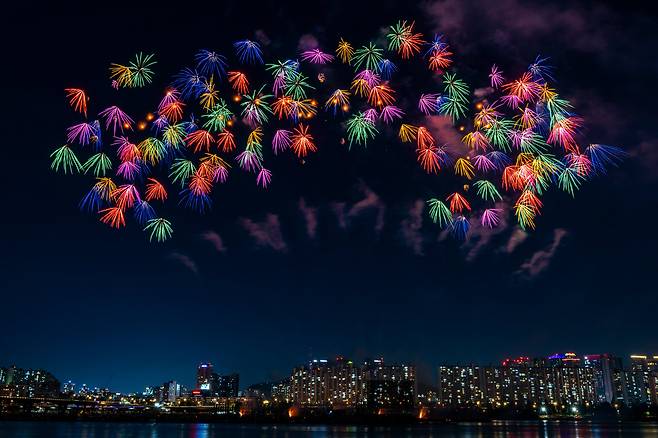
[
  {"xmin": 438, "ymin": 365, "xmax": 484, "ymax": 406},
  {"xmin": 626, "ymin": 355, "xmax": 658, "ymax": 405},
  {"xmin": 212, "ymin": 373, "xmax": 239, "ymax": 397},
  {"xmin": 363, "ymin": 359, "xmax": 416, "ymax": 413},
  {"xmin": 583, "ymin": 354, "xmax": 624, "ymax": 404},
  {"xmin": 161, "ymin": 380, "xmax": 181, "ymax": 403},
  {"xmin": 196, "ymin": 362, "xmax": 214, "ymax": 393}
]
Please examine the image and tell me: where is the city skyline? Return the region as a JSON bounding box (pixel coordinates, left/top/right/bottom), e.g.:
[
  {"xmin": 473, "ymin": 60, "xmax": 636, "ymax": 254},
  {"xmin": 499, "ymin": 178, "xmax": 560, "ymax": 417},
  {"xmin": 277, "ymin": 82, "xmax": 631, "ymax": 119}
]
[
  {"xmin": 2, "ymin": 349, "xmax": 657, "ymax": 423},
  {"xmin": 1, "ymin": 1, "xmax": 657, "ymax": 398},
  {"xmin": 4, "ymin": 350, "xmax": 657, "ymax": 396}
]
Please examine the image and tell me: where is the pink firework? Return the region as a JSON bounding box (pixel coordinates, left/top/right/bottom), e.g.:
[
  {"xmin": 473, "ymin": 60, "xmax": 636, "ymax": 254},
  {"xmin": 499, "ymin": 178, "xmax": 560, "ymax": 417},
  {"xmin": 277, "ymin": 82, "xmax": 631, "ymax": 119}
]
[
  {"xmin": 502, "ymin": 72, "xmax": 541, "ymax": 102},
  {"xmin": 418, "ymin": 93, "xmax": 439, "ymax": 115},
  {"xmin": 380, "ymin": 105, "xmax": 404, "ymax": 124},
  {"xmin": 236, "ymin": 150, "xmax": 262, "ymax": 173},
  {"xmin": 116, "ymin": 160, "xmax": 141, "ymax": 180},
  {"xmin": 354, "ymin": 69, "xmax": 381, "ymax": 88},
  {"xmin": 158, "ymin": 89, "xmax": 181, "ymax": 112},
  {"xmin": 473, "ymin": 154, "xmax": 496, "ymax": 172},
  {"xmin": 499, "ymin": 93, "xmax": 523, "ymax": 110},
  {"xmin": 99, "ymin": 106, "xmax": 134, "ymax": 135},
  {"xmin": 363, "ymin": 108, "xmax": 378, "ymax": 123},
  {"xmin": 66, "ymin": 122, "xmax": 95, "ymax": 145},
  {"xmin": 272, "ymin": 129, "xmax": 292, "ymax": 154},
  {"xmin": 114, "ymin": 137, "xmax": 140, "ymax": 161},
  {"xmin": 481, "ymin": 208, "xmax": 502, "ymax": 228},
  {"xmin": 256, "ymin": 168, "xmax": 272, "ymax": 188},
  {"xmin": 300, "ymin": 49, "xmax": 335, "ymax": 64},
  {"xmin": 112, "ymin": 184, "xmax": 141, "ymax": 210},
  {"xmin": 489, "ymin": 64, "xmax": 504, "ymax": 89},
  {"xmin": 272, "ymin": 73, "xmax": 286, "ymax": 96}
]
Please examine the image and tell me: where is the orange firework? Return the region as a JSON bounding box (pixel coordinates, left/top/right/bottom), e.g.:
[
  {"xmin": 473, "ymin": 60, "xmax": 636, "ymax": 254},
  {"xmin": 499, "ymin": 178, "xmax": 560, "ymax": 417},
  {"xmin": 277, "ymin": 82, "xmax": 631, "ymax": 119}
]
[
  {"xmin": 367, "ymin": 84, "xmax": 396, "ymax": 108},
  {"xmin": 228, "ymin": 71, "xmax": 249, "ymax": 94},
  {"xmin": 217, "ymin": 130, "xmax": 236, "ymax": 152},
  {"xmin": 447, "ymin": 192, "xmax": 471, "ymax": 213},
  {"xmin": 416, "ymin": 144, "xmax": 441, "ymax": 174},
  {"xmin": 159, "ymin": 101, "xmax": 185, "ymax": 123},
  {"xmin": 185, "ymin": 130, "xmax": 214, "ymax": 153},
  {"xmin": 145, "ymin": 178, "xmax": 168, "ymax": 202},
  {"xmin": 291, "ymin": 124, "xmax": 317, "ymax": 158},
  {"xmin": 64, "ymin": 88, "xmax": 88, "ymax": 117},
  {"xmin": 99, "ymin": 207, "xmax": 126, "ymax": 229},
  {"xmin": 428, "ymin": 47, "xmax": 453, "ymax": 71}
]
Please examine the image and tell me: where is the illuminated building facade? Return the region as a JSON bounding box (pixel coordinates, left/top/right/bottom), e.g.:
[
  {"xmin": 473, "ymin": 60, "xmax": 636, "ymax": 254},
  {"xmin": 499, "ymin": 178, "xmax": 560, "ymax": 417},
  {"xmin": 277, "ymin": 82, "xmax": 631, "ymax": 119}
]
[
  {"xmin": 0, "ymin": 365, "xmax": 60, "ymax": 398},
  {"xmin": 288, "ymin": 356, "xmax": 415, "ymax": 411},
  {"xmin": 62, "ymin": 380, "xmax": 76, "ymax": 396},
  {"xmin": 625, "ymin": 355, "xmax": 658, "ymax": 405},
  {"xmin": 271, "ymin": 377, "xmax": 292, "ymax": 403},
  {"xmin": 363, "ymin": 359, "xmax": 416, "ymax": 412},
  {"xmin": 437, "ymin": 365, "xmax": 484, "ymax": 406},
  {"xmin": 161, "ymin": 380, "xmax": 181, "ymax": 403},
  {"xmin": 212, "ymin": 373, "xmax": 239, "ymax": 398},
  {"xmin": 195, "ymin": 362, "xmax": 239, "ymax": 398},
  {"xmin": 438, "ymin": 353, "xmax": 623, "ymax": 410},
  {"xmin": 583, "ymin": 354, "xmax": 625, "ymax": 403},
  {"xmin": 196, "ymin": 362, "xmax": 214, "ymax": 393}
]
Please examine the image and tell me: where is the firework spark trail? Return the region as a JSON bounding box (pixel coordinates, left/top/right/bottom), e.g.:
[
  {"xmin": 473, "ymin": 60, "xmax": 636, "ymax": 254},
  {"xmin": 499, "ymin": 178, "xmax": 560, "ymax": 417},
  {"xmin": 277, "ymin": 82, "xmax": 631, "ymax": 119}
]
[{"xmin": 54, "ymin": 20, "xmax": 625, "ymax": 243}]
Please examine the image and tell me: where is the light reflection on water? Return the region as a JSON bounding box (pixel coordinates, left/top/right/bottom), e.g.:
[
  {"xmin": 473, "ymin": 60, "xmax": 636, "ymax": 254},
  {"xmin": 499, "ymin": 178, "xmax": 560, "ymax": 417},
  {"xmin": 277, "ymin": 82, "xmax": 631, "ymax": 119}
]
[{"xmin": 0, "ymin": 421, "xmax": 657, "ymax": 437}]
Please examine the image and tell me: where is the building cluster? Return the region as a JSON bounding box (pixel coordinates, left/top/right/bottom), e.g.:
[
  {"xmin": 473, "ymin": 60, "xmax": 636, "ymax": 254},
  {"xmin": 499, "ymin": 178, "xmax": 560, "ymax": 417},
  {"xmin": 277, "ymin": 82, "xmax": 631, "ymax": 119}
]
[
  {"xmin": 272, "ymin": 356, "xmax": 416, "ymax": 413},
  {"xmin": 2, "ymin": 352, "xmax": 657, "ymax": 419},
  {"xmin": 0, "ymin": 365, "xmax": 60, "ymax": 398},
  {"xmin": 191, "ymin": 362, "xmax": 239, "ymax": 398},
  {"xmin": 438, "ymin": 353, "xmax": 658, "ymax": 412},
  {"xmin": 137, "ymin": 362, "xmax": 239, "ymax": 406}
]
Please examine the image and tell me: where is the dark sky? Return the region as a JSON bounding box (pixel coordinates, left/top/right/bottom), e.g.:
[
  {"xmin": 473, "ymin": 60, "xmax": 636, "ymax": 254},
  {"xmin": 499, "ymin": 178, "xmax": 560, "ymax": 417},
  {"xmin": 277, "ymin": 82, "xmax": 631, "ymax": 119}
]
[{"xmin": 1, "ymin": 1, "xmax": 657, "ymax": 393}]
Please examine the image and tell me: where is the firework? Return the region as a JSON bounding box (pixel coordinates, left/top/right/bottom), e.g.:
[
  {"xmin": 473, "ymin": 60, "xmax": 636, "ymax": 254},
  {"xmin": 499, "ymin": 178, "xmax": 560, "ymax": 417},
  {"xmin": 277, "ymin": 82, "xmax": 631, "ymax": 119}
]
[
  {"xmin": 241, "ymin": 86, "xmax": 273, "ymax": 125},
  {"xmin": 481, "ymin": 208, "xmax": 502, "ymax": 228},
  {"xmin": 346, "ymin": 112, "xmax": 378, "ymax": 147},
  {"xmin": 447, "ymin": 192, "xmax": 471, "ymax": 214},
  {"xmin": 378, "ymin": 59, "xmax": 398, "ymax": 80},
  {"xmin": 418, "ymin": 94, "xmax": 439, "ymax": 115},
  {"xmin": 233, "ymin": 40, "xmax": 264, "ymax": 64},
  {"xmin": 380, "ymin": 105, "xmax": 404, "ymax": 124},
  {"xmin": 82, "ymin": 152, "xmax": 112, "ymax": 177},
  {"xmin": 145, "ymin": 178, "xmax": 168, "ymax": 202},
  {"xmin": 489, "ymin": 65, "xmax": 504, "ymax": 89},
  {"xmin": 195, "ymin": 49, "xmax": 228, "ymax": 77},
  {"xmin": 417, "ymin": 144, "xmax": 442, "ymax": 174},
  {"xmin": 256, "ymin": 168, "xmax": 272, "ymax": 188},
  {"xmin": 352, "ymin": 43, "xmax": 384, "ymax": 72},
  {"xmin": 291, "ymin": 124, "xmax": 317, "ymax": 157},
  {"xmin": 51, "ymin": 145, "xmax": 82, "ymax": 174},
  {"xmin": 55, "ymin": 20, "xmax": 624, "ymax": 242},
  {"xmin": 450, "ymin": 216, "xmax": 470, "ymax": 240},
  {"xmin": 64, "ymin": 88, "xmax": 88, "ymax": 117},
  {"xmin": 427, "ymin": 198, "xmax": 452, "ymax": 228},
  {"xmin": 325, "ymin": 89, "xmax": 351, "ymax": 114},
  {"xmin": 387, "ymin": 21, "xmax": 424, "ymax": 59},
  {"xmin": 99, "ymin": 207, "xmax": 126, "ymax": 229},
  {"xmin": 300, "ymin": 49, "xmax": 334, "ymax": 64},
  {"xmin": 272, "ymin": 129, "xmax": 292, "ymax": 154},
  {"xmin": 99, "ymin": 106, "xmax": 133, "ymax": 135},
  {"xmin": 336, "ymin": 38, "xmax": 354, "ymax": 64},
  {"xmin": 128, "ymin": 53, "xmax": 156, "ymax": 87},
  {"xmin": 144, "ymin": 218, "xmax": 173, "ymax": 242},
  {"xmin": 228, "ymin": 71, "xmax": 250, "ymax": 95}
]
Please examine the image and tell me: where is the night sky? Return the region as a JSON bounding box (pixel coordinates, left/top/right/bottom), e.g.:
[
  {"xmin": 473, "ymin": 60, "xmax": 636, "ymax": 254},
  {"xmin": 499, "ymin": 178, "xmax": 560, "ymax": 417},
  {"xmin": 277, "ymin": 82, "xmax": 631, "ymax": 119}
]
[{"xmin": 1, "ymin": 1, "xmax": 657, "ymax": 394}]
